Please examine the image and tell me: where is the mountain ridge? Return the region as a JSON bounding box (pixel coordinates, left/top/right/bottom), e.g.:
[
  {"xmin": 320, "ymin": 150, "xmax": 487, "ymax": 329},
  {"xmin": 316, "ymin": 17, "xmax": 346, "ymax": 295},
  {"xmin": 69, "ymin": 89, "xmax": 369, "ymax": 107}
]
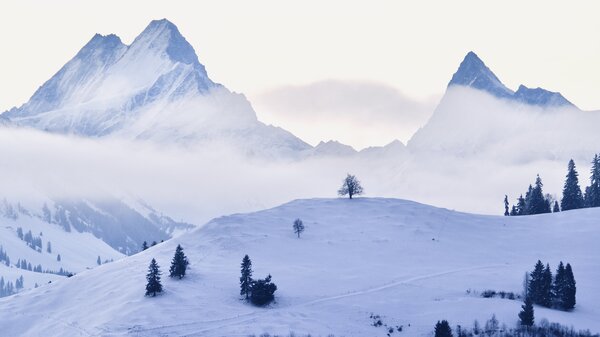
[
  {"xmin": 449, "ymin": 51, "xmax": 575, "ymax": 109},
  {"xmin": 2, "ymin": 19, "xmax": 310, "ymax": 157}
]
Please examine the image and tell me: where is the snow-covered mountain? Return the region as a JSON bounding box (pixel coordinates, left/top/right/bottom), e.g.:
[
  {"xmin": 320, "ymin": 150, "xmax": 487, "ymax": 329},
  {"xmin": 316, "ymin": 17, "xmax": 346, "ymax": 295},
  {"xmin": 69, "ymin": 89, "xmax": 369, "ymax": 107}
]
[
  {"xmin": 0, "ymin": 198, "xmax": 598, "ymax": 336},
  {"xmin": 448, "ymin": 52, "xmax": 575, "ymax": 108},
  {"xmin": 408, "ymin": 52, "xmax": 599, "ymax": 161},
  {"xmin": 2, "ymin": 19, "xmax": 310, "ymax": 157}
]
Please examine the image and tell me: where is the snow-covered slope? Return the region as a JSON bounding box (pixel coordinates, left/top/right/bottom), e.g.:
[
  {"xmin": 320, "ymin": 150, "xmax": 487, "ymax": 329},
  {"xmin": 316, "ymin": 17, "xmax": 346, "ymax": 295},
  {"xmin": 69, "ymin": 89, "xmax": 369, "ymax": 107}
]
[
  {"xmin": 2, "ymin": 19, "xmax": 310, "ymax": 157},
  {"xmin": 1, "ymin": 198, "xmax": 598, "ymax": 336},
  {"xmin": 0, "ymin": 199, "xmax": 125, "ymax": 297}
]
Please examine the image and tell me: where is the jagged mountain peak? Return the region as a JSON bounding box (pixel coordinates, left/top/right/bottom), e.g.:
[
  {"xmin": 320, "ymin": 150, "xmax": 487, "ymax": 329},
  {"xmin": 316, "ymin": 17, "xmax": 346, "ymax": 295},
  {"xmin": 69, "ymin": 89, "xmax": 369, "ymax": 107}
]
[
  {"xmin": 447, "ymin": 51, "xmax": 576, "ymax": 109},
  {"xmin": 76, "ymin": 33, "xmax": 126, "ymax": 61},
  {"xmin": 1, "ymin": 19, "xmax": 311, "ymax": 157},
  {"xmin": 132, "ymin": 18, "xmax": 200, "ymax": 66},
  {"xmin": 448, "ymin": 51, "xmax": 514, "ymax": 99}
]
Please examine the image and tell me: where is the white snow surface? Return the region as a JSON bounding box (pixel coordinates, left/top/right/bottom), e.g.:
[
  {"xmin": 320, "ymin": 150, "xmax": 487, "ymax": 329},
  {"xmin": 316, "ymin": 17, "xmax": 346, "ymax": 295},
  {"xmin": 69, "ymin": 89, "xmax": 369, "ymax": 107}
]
[{"xmin": 0, "ymin": 198, "xmax": 598, "ymax": 336}]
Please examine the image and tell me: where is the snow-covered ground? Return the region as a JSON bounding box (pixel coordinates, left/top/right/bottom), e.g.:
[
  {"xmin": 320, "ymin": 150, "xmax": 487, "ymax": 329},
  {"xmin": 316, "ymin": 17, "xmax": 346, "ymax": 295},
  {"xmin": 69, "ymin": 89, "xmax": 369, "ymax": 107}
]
[{"xmin": 0, "ymin": 198, "xmax": 598, "ymax": 336}]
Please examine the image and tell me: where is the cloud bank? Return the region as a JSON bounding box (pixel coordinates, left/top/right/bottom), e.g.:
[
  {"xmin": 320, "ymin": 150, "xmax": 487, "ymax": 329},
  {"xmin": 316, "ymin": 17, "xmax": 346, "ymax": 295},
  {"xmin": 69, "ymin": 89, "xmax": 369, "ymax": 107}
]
[{"xmin": 252, "ymin": 80, "xmax": 438, "ymax": 149}]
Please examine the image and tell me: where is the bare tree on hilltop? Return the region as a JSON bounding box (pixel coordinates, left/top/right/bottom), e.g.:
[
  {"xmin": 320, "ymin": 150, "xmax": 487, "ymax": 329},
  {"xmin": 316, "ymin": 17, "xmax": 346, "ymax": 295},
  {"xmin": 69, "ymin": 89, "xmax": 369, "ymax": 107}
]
[{"xmin": 338, "ymin": 174, "xmax": 364, "ymax": 199}]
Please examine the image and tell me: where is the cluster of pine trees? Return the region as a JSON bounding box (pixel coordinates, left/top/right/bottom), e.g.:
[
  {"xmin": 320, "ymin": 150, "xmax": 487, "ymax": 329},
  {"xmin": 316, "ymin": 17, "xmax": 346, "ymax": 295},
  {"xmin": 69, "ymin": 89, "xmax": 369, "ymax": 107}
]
[
  {"xmin": 145, "ymin": 244, "xmax": 189, "ymax": 297},
  {"xmin": 240, "ymin": 254, "xmax": 277, "ymax": 306},
  {"xmin": 505, "ymin": 155, "xmax": 600, "ymax": 215},
  {"xmin": 505, "ymin": 175, "xmax": 553, "ymax": 216},
  {"xmin": 526, "ymin": 260, "xmax": 576, "ymax": 311},
  {"xmin": 0, "ymin": 246, "xmax": 10, "ymax": 266},
  {"xmin": 0, "ymin": 277, "xmax": 16, "ymax": 298}
]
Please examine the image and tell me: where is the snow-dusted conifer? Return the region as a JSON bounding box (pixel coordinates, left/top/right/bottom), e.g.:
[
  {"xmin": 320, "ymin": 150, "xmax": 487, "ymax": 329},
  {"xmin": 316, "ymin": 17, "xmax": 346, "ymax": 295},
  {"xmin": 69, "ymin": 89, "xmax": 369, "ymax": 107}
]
[
  {"xmin": 434, "ymin": 320, "xmax": 453, "ymax": 337},
  {"xmin": 145, "ymin": 258, "xmax": 162, "ymax": 297},
  {"xmin": 169, "ymin": 244, "xmax": 189, "ymax": 279},
  {"xmin": 561, "ymin": 159, "xmax": 585, "ymax": 211},
  {"xmin": 240, "ymin": 255, "xmax": 253, "ymax": 300}
]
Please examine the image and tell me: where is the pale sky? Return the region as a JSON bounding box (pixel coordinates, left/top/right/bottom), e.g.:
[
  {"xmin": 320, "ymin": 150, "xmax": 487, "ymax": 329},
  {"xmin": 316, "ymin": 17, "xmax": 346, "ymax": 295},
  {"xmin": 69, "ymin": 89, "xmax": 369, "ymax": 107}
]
[{"xmin": 1, "ymin": 0, "xmax": 599, "ymax": 147}]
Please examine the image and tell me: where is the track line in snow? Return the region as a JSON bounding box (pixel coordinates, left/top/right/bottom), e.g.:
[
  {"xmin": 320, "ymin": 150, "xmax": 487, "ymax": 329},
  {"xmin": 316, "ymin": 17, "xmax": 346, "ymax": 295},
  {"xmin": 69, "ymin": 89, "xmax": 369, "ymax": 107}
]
[{"xmin": 132, "ymin": 264, "xmax": 506, "ymax": 336}]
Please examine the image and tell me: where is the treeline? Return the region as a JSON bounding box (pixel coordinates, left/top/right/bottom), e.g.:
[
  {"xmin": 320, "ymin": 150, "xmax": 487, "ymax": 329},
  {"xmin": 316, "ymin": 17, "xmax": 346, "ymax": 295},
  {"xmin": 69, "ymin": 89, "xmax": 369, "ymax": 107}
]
[
  {"xmin": 0, "ymin": 275, "xmax": 24, "ymax": 298},
  {"xmin": 433, "ymin": 315, "xmax": 598, "ymax": 337},
  {"xmin": 505, "ymin": 155, "xmax": 600, "ymax": 215}
]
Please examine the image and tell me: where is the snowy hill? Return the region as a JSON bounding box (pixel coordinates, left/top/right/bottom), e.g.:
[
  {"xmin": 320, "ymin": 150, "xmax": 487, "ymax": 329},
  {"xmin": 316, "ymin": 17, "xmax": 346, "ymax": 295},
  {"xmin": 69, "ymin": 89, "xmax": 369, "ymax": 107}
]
[
  {"xmin": 2, "ymin": 19, "xmax": 310, "ymax": 157},
  {"xmin": 1, "ymin": 198, "xmax": 598, "ymax": 336}
]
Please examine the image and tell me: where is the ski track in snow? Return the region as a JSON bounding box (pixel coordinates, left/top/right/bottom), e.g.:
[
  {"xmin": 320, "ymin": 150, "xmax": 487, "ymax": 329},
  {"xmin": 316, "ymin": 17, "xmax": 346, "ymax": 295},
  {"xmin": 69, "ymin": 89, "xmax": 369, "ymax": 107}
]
[{"xmin": 127, "ymin": 264, "xmax": 505, "ymax": 336}]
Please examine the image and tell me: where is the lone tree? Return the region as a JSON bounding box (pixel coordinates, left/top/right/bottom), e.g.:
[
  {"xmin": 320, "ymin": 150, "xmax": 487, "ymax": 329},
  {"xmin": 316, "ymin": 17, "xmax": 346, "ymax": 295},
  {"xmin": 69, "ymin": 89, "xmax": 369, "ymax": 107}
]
[
  {"xmin": 561, "ymin": 159, "xmax": 585, "ymax": 211},
  {"xmin": 250, "ymin": 274, "xmax": 277, "ymax": 306},
  {"xmin": 504, "ymin": 195, "xmax": 510, "ymax": 216},
  {"xmin": 240, "ymin": 255, "xmax": 253, "ymax": 300},
  {"xmin": 293, "ymin": 218, "xmax": 305, "ymax": 238},
  {"xmin": 145, "ymin": 258, "xmax": 163, "ymax": 297},
  {"xmin": 338, "ymin": 174, "xmax": 364, "ymax": 199},
  {"xmin": 518, "ymin": 296, "xmax": 535, "ymax": 327},
  {"xmin": 434, "ymin": 320, "xmax": 453, "ymax": 337},
  {"xmin": 169, "ymin": 244, "xmax": 189, "ymax": 279}
]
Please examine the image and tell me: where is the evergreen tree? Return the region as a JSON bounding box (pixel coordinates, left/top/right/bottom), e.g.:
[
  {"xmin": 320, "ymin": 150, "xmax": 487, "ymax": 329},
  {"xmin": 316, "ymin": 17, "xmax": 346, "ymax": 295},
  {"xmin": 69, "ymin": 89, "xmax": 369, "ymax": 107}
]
[
  {"xmin": 56, "ymin": 254, "xmax": 61, "ymax": 262},
  {"xmin": 510, "ymin": 205, "xmax": 518, "ymax": 216},
  {"xmin": 518, "ymin": 296, "xmax": 535, "ymax": 327},
  {"xmin": 239, "ymin": 255, "xmax": 253, "ymax": 300},
  {"xmin": 142, "ymin": 241, "xmax": 149, "ymax": 251},
  {"xmin": 338, "ymin": 174, "xmax": 364, "ymax": 199},
  {"xmin": 151, "ymin": 241, "xmax": 158, "ymax": 247},
  {"xmin": 169, "ymin": 244, "xmax": 189, "ymax": 279},
  {"xmin": 585, "ymin": 154, "xmax": 600, "ymax": 207},
  {"xmin": 516, "ymin": 195, "xmax": 527, "ymax": 215},
  {"xmin": 293, "ymin": 218, "xmax": 305, "ymax": 238},
  {"xmin": 524, "ymin": 185, "xmax": 533, "ymax": 214},
  {"xmin": 504, "ymin": 195, "xmax": 510, "ymax": 216},
  {"xmin": 250, "ymin": 274, "xmax": 277, "ymax": 306},
  {"xmin": 540, "ymin": 264, "xmax": 553, "ymax": 307},
  {"xmin": 563, "ymin": 263, "xmax": 576, "ymax": 310},
  {"xmin": 97, "ymin": 256, "xmax": 101, "ymax": 265},
  {"xmin": 528, "ymin": 176, "xmax": 551, "ymax": 215},
  {"xmin": 434, "ymin": 320, "xmax": 453, "ymax": 337},
  {"xmin": 145, "ymin": 258, "xmax": 162, "ymax": 297},
  {"xmin": 553, "ymin": 261, "xmax": 566, "ymax": 308},
  {"xmin": 528, "ymin": 260, "xmax": 544, "ymax": 304},
  {"xmin": 561, "ymin": 159, "xmax": 585, "ymax": 211},
  {"xmin": 553, "ymin": 201, "xmax": 560, "ymax": 213}
]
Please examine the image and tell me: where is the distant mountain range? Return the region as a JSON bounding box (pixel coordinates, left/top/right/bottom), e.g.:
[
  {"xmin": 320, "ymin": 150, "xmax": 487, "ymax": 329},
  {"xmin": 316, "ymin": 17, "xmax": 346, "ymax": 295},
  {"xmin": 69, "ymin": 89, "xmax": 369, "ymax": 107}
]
[{"xmin": 2, "ymin": 21, "xmax": 591, "ymax": 161}]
